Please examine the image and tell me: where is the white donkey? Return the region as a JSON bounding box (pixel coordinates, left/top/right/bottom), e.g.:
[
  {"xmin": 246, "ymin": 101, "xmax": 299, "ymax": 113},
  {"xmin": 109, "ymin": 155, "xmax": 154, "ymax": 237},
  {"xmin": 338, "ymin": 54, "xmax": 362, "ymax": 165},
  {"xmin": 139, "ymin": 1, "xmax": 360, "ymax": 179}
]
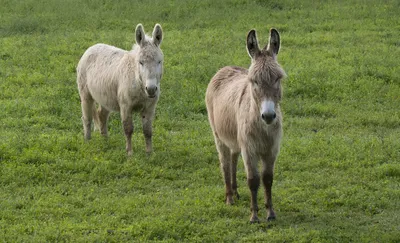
[{"xmin": 77, "ymin": 24, "xmax": 163, "ymax": 155}]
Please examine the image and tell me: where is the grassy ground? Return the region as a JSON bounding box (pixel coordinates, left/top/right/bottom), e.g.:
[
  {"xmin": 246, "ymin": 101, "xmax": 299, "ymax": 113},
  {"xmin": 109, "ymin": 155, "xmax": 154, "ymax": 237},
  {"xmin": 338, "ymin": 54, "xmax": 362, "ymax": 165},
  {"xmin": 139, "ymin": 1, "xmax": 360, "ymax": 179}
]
[{"xmin": 1, "ymin": 0, "xmax": 399, "ymax": 242}]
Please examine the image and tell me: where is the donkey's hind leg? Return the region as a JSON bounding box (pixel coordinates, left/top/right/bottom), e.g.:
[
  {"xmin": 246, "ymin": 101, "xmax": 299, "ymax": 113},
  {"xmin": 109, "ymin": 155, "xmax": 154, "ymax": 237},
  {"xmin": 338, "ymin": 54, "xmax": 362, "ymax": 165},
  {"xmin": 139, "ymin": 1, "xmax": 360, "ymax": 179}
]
[
  {"xmin": 215, "ymin": 138, "xmax": 234, "ymax": 205},
  {"xmin": 97, "ymin": 106, "xmax": 110, "ymax": 137},
  {"xmin": 231, "ymin": 151, "xmax": 240, "ymax": 200},
  {"xmin": 80, "ymin": 96, "xmax": 94, "ymax": 140}
]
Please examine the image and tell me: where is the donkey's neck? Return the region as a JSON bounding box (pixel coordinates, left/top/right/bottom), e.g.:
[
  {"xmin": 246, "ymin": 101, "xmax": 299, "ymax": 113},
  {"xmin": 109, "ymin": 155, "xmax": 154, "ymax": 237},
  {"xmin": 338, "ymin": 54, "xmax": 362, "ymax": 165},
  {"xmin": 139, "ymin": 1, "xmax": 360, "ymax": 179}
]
[
  {"xmin": 128, "ymin": 45, "xmax": 145, "ymax": 87},
  {"xmin": 131, "ymin": 44, "xmax": 140, "ymax": 54},
  {"xmin": 241, "ymin": 81, "xmax": 261, "ymax": 123}
]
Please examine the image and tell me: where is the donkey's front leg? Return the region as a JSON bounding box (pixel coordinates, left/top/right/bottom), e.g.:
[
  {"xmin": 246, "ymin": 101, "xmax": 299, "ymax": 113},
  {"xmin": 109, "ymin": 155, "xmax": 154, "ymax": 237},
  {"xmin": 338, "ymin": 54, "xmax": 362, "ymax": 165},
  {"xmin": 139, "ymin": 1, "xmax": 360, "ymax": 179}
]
[
  {"xmin": 242, "ymin": 149, "xmax": 260, "ymax": 223},
  {"xmin": 121, "ymin": 107, "xmax": 133, "ymax": 156},
  {"xmin": 141, "ymin": 107, "xmax": 155, "ymax": 154},
  {"xmin": 261, "ymin": 156, "xmax": 276, "ymax": 221}
]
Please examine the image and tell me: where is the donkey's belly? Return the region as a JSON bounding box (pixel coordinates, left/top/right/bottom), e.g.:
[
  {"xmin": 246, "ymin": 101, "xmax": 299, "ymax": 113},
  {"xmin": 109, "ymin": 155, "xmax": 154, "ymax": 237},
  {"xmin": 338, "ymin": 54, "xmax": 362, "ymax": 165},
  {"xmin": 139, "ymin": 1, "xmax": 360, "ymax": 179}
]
[
  {"xmin": 88, "ymin": 83, "xmax": 120, "ymax": 111},
  {"xmin": 93, "ymin": 93, "xmax": 120, "ymax": 111},
  {"xmin": 220, "ymin": 136, "xmax": 240, "ymax": 152},
  {"xmin": 213, "ymin": 114, "xmax": 241, "ymax": 152}
]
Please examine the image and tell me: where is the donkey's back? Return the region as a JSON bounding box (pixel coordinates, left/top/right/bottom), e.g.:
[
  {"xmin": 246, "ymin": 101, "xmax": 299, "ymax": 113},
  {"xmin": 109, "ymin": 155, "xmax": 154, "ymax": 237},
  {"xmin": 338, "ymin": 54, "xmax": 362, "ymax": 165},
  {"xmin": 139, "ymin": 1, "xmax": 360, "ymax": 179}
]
[
  {"xmin": 78, "ymin": 43, "xmax": 126, "ymax": 68},
  {"xmin": 77, "ymin": 44, "xmax": 127, "ymax": 93},
  {"xmin": 77, "ymin": 43, "xmax": 130, "ymax": 112},
  {"xmin": 206, "ymin": 66, "xmax": 250, "ymax": 150}
]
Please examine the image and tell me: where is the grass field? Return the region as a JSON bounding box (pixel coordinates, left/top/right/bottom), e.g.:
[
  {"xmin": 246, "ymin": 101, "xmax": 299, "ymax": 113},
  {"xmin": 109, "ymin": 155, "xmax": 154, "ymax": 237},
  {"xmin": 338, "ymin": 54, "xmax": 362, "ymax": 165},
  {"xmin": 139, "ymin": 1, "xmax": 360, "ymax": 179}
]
[{"xmin": 1, "ymin": 0, "xmax": 400, "ymax": 242}]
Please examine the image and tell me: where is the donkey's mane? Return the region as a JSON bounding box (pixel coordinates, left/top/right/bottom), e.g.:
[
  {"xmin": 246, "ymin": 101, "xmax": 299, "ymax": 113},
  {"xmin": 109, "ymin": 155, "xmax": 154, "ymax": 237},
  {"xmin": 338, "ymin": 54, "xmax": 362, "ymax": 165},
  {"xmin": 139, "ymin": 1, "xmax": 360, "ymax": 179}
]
[
  {"xmin": 250, "ymin": 57, "xmax": 286, "ymax": 84},
  {"xmin": 131, "ymin": 35, "xmax": 157, "ymax": 51}
]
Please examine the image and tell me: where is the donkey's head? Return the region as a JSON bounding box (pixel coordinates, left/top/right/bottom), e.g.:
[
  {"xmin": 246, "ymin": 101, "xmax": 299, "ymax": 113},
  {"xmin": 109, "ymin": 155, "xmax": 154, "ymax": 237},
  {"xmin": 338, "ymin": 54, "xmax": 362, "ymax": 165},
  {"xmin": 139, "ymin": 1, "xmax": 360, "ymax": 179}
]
[
  {"xmin": 247, "ymin": 28, "xmax": 286, "ymax": 125},
  {"xmin": 135, "ymin": 24, "xmax": 163, "ymax": 98}
]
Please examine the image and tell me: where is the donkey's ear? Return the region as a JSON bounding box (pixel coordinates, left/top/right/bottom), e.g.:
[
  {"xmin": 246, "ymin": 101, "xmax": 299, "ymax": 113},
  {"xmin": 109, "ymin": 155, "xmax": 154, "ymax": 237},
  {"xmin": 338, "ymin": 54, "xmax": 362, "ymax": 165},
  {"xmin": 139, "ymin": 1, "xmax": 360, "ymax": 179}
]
[
  {"xmin": 266, "ymin": 28, "xmax": 280, "ymax": 57},
  {"xmin": 246, "ymin": 29, "xmax": 260, "ymax": 59},
  {"xmin": 152, "ymin": 24, "xmax": 163, "ymax": 46},
  {"xmin": 135, "ymin": 24, "xmax": 145, "ymax": 46}
]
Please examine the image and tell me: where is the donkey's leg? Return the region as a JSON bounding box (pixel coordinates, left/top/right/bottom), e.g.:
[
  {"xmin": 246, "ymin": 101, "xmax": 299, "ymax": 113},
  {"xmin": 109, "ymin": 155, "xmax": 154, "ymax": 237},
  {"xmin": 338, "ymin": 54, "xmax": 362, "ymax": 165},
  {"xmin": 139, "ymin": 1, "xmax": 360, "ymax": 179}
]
[
  {"xmin": 231, "ymin": 151, "xmax": 240, "ymax": 200},
  {"xmin": 215, "ymin": 138, "xmax": 234, "ymax": 205},
  {"xmin": 98, "ymin": 106, "xmax": 110, "ymax": 137},
  {"xmin": 80, "ymin": 96, "xmax": 94, "ymax": 140},
  {"xmin": 242, "ymin": 149, "xmax": 260, "ymax": 223},
  {"xmin": 261, "ymin": 155, "xmax": 276, "ymax": 221},
  {"xmin": 120, "ymin": 106, "xmax": 133, "ymax": 156},
  {"xmin": 141, "ymin": 107, "xmax": 155, "ymax": 154}
]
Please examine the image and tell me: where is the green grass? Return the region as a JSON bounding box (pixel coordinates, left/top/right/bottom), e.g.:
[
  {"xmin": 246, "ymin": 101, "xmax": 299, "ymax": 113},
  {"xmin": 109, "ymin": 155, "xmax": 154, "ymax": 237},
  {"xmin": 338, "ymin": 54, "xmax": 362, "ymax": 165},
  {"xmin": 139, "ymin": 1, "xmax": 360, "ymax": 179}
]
[{"xmin": 1, "ymin": 0, "xmax": 400, "ymax": 241}]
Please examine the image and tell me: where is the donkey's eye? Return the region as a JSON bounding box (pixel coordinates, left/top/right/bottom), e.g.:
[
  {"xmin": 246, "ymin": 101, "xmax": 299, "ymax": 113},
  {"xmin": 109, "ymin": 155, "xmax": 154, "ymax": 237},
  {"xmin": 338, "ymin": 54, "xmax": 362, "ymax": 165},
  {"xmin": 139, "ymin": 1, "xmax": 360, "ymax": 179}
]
[
  {"xmin": 158, "ymin": 61, "xmax": 162, "ymax": 64},
  {"xmin": 139, "ymin": 61, "xmax": 144, "ymax": 66},
  {"xmin": 253, "ymin": 80, "xmax": 258, "ymax": 85}
]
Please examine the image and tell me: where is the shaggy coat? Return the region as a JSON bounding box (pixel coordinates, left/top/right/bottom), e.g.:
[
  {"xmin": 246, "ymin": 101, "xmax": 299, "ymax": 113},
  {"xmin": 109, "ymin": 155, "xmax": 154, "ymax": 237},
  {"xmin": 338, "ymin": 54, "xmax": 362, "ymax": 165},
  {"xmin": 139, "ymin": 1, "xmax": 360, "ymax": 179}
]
[
  {"xmin": 206, "ymin": 28, "xmax": 286, "ymax": 223},
  {"xmin": 77, "ymin": 24, "xmax": 163, "ymax": 155}
]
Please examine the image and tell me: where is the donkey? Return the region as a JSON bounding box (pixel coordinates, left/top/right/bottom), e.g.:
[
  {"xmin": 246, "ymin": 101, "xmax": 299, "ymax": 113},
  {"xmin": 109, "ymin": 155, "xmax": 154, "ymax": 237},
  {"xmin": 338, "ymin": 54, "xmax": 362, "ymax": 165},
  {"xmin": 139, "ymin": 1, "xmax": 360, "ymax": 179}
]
[
  {"xmin": 205, "ymin": 28, "xmax": 286, "ymax": 223},
  {"xmin": 77, "ymin": 24, "xmax": 163, "ymax": 156}
]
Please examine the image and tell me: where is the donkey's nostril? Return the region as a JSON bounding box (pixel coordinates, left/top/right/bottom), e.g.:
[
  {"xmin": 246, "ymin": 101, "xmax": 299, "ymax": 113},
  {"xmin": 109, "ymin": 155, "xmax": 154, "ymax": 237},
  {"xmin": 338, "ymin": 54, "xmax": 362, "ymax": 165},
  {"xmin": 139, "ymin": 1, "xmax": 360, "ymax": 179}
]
[
  {"xmin": 146, "ymin": 85, "xmax": 157, "ymax": 97},
  {"xmin": 262, "ymin": 112, "xmax": 276, "ymax": 124}
]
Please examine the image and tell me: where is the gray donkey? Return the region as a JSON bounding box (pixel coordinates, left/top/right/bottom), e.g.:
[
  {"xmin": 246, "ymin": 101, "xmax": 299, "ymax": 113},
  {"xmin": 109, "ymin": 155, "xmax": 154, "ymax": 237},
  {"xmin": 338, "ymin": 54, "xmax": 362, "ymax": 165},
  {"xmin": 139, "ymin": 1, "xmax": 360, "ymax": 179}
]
[
  {"xmin": 77, "ymin": 24, "xmax": 163, "ymax": 155},
  {"xmin": 206, "ymin": 28, "xmax": 286, "ymax": 223}
]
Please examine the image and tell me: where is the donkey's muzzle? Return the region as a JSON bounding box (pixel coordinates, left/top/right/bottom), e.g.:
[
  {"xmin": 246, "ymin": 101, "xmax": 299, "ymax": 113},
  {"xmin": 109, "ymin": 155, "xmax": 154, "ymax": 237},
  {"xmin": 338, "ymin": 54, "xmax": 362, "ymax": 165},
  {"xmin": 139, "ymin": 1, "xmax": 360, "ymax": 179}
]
[
  {"xmin": 145, "ymin": 85, "xmax": 158, "ymax": 98},
  {"xmin": 261, "ymin": 112, "xmax": 276, "ymax": 124},
  {"xmin": 261, "ymin": 100, "xmax": 276, "ymax": 124}
]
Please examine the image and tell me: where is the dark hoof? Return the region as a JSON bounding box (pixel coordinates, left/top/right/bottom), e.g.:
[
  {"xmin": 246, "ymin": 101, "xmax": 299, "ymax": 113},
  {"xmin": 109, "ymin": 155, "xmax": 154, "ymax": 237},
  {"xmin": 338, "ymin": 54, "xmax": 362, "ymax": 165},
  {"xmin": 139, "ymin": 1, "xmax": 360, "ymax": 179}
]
[
  {"xmin": 225, "ymin": 196, "xmax": 234, "ymax": 205},
  {"xmin": 235, "ymin": 192, "xmax": 240, "ymax": 200},
  {"xmin": 250, "ymin": 217, "xmax": 260, "ymax": 224},
  {"xmin": 267, "ymin": 215, "xmax": 276, "ymax": 222}
]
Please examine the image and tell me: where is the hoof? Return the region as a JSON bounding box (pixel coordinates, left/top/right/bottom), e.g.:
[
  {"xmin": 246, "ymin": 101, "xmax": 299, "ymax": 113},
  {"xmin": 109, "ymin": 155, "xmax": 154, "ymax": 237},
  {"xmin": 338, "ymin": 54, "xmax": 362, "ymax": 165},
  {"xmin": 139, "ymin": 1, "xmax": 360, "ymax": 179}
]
[
  {"xmin": 250, "ymin": 216, "xmax": 260, "ymax": 224},
  {"xmin": 267, "ymin": 210, "xmax": 276, "ymax": 221},
  {"xmin": 225, "ymin": 197, "xmax": 234, "ymax": 205},
  {"xmin": 145, "ymin": 144, "xmax": 153, "ymax": 154}
]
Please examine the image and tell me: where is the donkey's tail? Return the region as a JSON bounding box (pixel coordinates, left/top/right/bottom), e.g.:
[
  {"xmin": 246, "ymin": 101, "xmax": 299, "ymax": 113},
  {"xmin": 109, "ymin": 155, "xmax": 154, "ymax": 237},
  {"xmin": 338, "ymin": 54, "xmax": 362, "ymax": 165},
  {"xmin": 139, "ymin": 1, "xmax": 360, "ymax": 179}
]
[{"xmin": 92, "ymin": 103, "xmax": 101, "ymax": 131}]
